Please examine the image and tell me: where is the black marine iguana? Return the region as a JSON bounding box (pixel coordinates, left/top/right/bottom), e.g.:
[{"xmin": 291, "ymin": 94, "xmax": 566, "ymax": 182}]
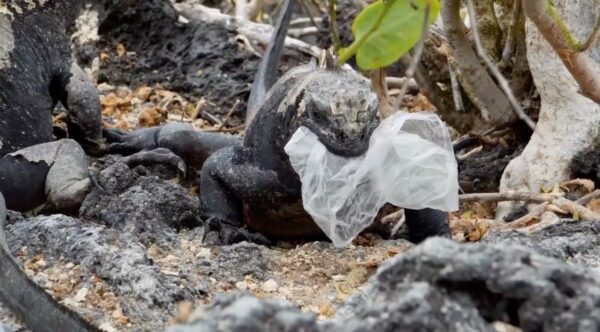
[
  {"xmin": 106, "ymin": 0, "xmax": 450, "ymax": 245},
  {"xmin": 0, "ymin": 1, "xmax": 196, "ymax": 330}
]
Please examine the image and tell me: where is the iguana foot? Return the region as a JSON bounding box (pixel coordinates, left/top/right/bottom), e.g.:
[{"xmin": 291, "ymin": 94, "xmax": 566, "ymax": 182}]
[
  {"xmin": 202, "ymin": 218, "xmax": 271, "ymax": 246},
  {"xmin": 119, "ymin": 148, "xmax": 187, "ymax": 177},
  {"xmin": 104, "ymin": 127, "xmax": 161, "ymax": 154},
  {"xmin": 404, "ymin": 208, "xmax": 451, "ymax": 243}
]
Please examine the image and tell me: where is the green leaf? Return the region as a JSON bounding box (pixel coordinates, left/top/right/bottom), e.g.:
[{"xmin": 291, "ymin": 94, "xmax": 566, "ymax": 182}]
[{"xmin": 351, "ymin": 0, "xmax": 440, "ymax": 70}]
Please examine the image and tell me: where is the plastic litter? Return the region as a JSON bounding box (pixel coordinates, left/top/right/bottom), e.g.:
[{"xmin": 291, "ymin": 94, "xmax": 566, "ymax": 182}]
[{"xmin": 284, "ymin": 111, "xmax": 458, "ymax": 247}]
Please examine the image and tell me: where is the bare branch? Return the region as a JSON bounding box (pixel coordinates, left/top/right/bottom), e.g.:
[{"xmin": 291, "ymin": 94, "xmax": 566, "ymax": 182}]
[
  {"xmin": 459, "ymin": 191, "xmax": 562, "ymax": 204},
  {"xmin": 441, "ymin": 0, "xmax": 514, "ymax": 126},
  {"xmin": 522, "ymin": 0, "xmax": 600, "ymax": 103},
  {"xmin": 499, "ymin": 202, "xmax": 549, "ymax": 230},
  {"xmin": 290, "ymin": 17, "xmax": 322, "ymax": 27},
  {"xmin": 371, "ymin": 68, "xmax": 394, "ymax": 118},
  {"xmin": 175, "ymin": 2, "xmax": 322, "ymax": 58},
  {"xmin": 580, "ymin": 15, "xmax": 600, "ymax": 51},
  {"xmin": 500, "ymin": 0, "xmax": 522, "ymax": 67},
  {"xmin": 385, "ymin": 77, "xmax": 418, "ymax": 91},
  {"xmin": 288, "ymin": 26, "xmax": 319, "ymax": 38},
  {"xmin": 466, "ymin": 0, "xmax": 536, "ymax": 130},
  {"xmin": 327, "ymin": 0, "xmax": 342, "ymax": 51},
  {"xmin": 448, "ymin": 60, "xmax": 464, "ymax": 111},
  {"xmin": 297, "ymin": 0, "xmax": 319, "ymax": 28},
  {"xmin": 576, "ymin": 189, "xmax": 600, "ymax": 206}
]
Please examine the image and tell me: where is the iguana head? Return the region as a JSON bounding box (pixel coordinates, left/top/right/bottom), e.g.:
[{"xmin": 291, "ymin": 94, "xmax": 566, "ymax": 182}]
[{"xmin": 298, "ymin": 70, "xmax": 380, "ymax": 157}]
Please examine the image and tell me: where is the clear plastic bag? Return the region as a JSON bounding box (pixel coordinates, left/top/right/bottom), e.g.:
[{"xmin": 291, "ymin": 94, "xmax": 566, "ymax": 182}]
[{"xmin": 284, "ymin": 111, "xmax": 458, "ymax": 247}]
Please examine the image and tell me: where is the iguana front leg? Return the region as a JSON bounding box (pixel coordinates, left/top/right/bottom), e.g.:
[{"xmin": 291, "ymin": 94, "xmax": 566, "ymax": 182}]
[
  {"xmin": 404, "ymin": 208, "xmax": 450, "ymax": 243},
  {"xmin": 105, "ymin": 123, "xmax": 241, "ymax": 171},
  {"xmin": 51, "ymin": 62, "xmax": 105, "ymax": 156},
  {"xmin": 199, "ymin": 146, "xmax": 290, "ymax": 245}
]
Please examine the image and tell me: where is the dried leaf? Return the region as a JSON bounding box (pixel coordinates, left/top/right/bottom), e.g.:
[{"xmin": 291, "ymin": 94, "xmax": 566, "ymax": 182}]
[
  {"xmin": 138, "ymin": 107, "xmax": 168, "ymax": 127},
  {"xmin": 116, "ymin": 43, "xmax": 126, "ymax": 57}
]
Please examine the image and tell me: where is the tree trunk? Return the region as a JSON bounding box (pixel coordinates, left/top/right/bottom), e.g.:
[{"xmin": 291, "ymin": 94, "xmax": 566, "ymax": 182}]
[{"xmin": 497, "ymin": 0, "xmax": 600, "ymax": 219}]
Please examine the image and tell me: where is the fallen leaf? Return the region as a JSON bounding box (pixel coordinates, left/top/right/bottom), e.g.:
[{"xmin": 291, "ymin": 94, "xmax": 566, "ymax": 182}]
[
  {"xmin": 116, "ymin": 43, "xmax": 126, "ymax": 57},
  {"xmin": 138, "ymin": 107, "xmax": 167, "ymax": 127}
]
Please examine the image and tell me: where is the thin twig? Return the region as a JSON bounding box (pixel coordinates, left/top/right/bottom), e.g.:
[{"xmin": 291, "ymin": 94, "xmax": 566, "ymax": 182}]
[
  {"xmin": 456, "ymin": 145, "xmax": 482, "ymax": 160},
  {"xmin": 460, "ymin": 191, "xmax": 563, "ymax": 204},
  {"xmin": 205, "ymin": 124, "xmax": 246, "ymax": 133},
  {"xmin": 381, "ymin": 209, "xmax": 404, "ymax": 224},
  {"xmin": 297, "ymin": 0, "xmax": 319, "ymax": 28},
  {"xmin": 288, "ymin": 26, "xmax": 319, "ymax": 38},
  {"xmin": 290, "ymin": 17, "xmax": 322, "ymax": 27},
  {"xmin": 217, "ymin": 100, "xmax": 241, "ymax": 130},
  {"xmin": 466, "ymin": 0, "xmax": 535, "ymax": 130},
  {"xmin": 392, "ymin": 4, "xmax": 431, "ymax": 110},
  {"xmin": 576, "ymin": 189, "xmax": 600, "ymax": 206},
  {"xmin": 327, "ymin": 0, "xmax": 342, "ymax": 51},
  {"xmin": 201, "ymin": 112, "xmax": 223, "ymax": 125},
  {"xmin": 499, "ymin": 202, "xmax": 549, "ymax": 230},
  {"xmin": 448, "ymin": 59, "xmax": 464, "ymax": 111},
  {"xmin": 500, "ymin": 0, "xmax": 522, "ymax": 67},
  {"xmin": 580, "ymin": 15, "xmax": 600, "ymax": 52},
  {"xmin": 553, "ymin": 197, "xmax": 600, "ymax": 221}
]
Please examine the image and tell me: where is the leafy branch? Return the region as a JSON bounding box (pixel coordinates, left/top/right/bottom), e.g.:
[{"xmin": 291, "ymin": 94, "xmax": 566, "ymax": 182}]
[{"xmin": 337, "ymin": 0, "xmax": 440, "ymax": 70}]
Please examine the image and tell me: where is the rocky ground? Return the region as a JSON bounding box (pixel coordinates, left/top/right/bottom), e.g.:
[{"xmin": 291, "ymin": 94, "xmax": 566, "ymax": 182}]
[{"xmin": 2, "ymin": 1, "xmax": 600, "ymax": 331}]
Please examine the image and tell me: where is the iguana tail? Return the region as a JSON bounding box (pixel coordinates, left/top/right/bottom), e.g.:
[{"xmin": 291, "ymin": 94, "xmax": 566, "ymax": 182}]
[
  {"xmin": 246, "ymin": 0, "xmax": 296, "ymax": 123},
  {"xmin": 0, "ymin": 193, "xmax": 99, "ymax": 332}
]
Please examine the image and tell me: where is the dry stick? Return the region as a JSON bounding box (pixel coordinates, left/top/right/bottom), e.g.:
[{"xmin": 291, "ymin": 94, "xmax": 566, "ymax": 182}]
[
  {"xmin": 580, "ymin": 15, "xmax": 600, "ymax": 52},
  {"xmin": 456, "ymin": 145, "xmax": 482, "ymax": 160},
  {"xmin": 553, "ymin": 197, "xmax": 600, "ymax": 221},
  {"xmin": 499, "ymin": 202, "xmax": 549, "ymax": 230},
  {"xmin": 206, "ymin": 124, "xmax": 246, "ymax": 133},
  {"xmin": 500, "ymin": 0, "xmax": 522, "ymax": 67},
  {"xmin": 290, "ymin": 17, "xmax": 322, "ymax": 27},
  {"xmin": 288, "ymin": 26, "xmax": 319, "ymax": 38},
  {"xmin": 520, "ymin": 211, "xmax": 561, "ymax": 233},
  {"xmin": 522, "ymin": 1, "xmax": 600, "ymax": 103},
  {"xmin": 297, "ymin": 0, "xmax": 319, "ymax": 28},
  {"xmin": 217, "ymin": 100, "xmax": 241, "ymax": 131},
  {"xmin": 175, "ymin": 2, "xmax": 322, "ymax": 58},
  {"xmin": 392, "ymin": 4, "xmax": 431, "ymax": 110},
  {"xmin": 448, "ymin": 60, "xmax": 464, "ymax": 111},
  {"xmin": 576, "ymin": 189, "xmax": 600, "ymax": 206},
  {"xmin": 381, "ymin": 209, "xmax": 404, "ymax": 224},
  {"xmin": 466, "ymin": 0, "xmax": 536, "ymax": 130},
  {"xmin": 327, "ymin": 0, "xmax": 342, "ymax": 51},
  {"xmin": 459, "ymin": 191, "xmax": 562, "ymax": 204}
]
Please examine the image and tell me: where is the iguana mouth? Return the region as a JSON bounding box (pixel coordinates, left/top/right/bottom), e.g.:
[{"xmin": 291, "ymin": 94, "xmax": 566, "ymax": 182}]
[{"xmin": 302, "ymin": 121, "xmax": 376, "ymax": 158}]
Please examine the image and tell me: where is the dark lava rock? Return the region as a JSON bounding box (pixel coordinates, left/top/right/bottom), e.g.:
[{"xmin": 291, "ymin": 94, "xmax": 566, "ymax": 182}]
[
  {"xmin": 571, "ymin": 144, "xmax": 600, "ymax": 188},
  {"xmin": 80, "ymin": 162, "xmax": 200, "ymax": 246},
  {"xmin": 74, "ymin": 0, "xmax": 299, "ymax": 115},
  {"xmin": 167, "ymin": 293, "xmax": 319, "ymax": 332},
  {"xmin": 458, "ymin": 143, "xmax": 524, "ymax": 193},
  {"xmin": 171, "ymin": 237, "xmax": 600, "ymax": 332},
  {"xmin": 5, "ymin": 215, "xmax": 194, "ymax": 322},
  {"xmin": 484, "ymin": 220, "xmax": 600, "ymax": 270},
  {"xmin": 213, "ymin": 243, "xmax": 270, "ymax": 282},
  {"xmin": 338, "ymin": 237, "xmax": 600, "ymax": 331}
]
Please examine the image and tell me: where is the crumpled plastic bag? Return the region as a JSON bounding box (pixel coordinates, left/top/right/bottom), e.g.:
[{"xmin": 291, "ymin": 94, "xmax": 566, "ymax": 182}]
[{"xmin": 284, "ymin": 111, "xmax": 458, "ymax": 247}]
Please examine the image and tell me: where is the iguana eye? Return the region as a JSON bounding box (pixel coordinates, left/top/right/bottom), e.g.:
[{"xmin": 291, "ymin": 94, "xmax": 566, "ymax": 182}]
[
  {"xmin": 334, "ymin": 115, "xmax": 346, "ymax": 126},
  {"xmin": 357, "ymin": 111, "xmax": 369, "ymax": 123}
]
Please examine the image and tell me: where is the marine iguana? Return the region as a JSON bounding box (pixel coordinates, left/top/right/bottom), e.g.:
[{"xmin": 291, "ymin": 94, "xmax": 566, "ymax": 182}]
[
  {"xmin": 0, "ymin": 1, "xmax": 188, "ymax": 330},
  {"xmin": 107, "ymin": 0, "xmax": 450, "ymax": 245}
]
